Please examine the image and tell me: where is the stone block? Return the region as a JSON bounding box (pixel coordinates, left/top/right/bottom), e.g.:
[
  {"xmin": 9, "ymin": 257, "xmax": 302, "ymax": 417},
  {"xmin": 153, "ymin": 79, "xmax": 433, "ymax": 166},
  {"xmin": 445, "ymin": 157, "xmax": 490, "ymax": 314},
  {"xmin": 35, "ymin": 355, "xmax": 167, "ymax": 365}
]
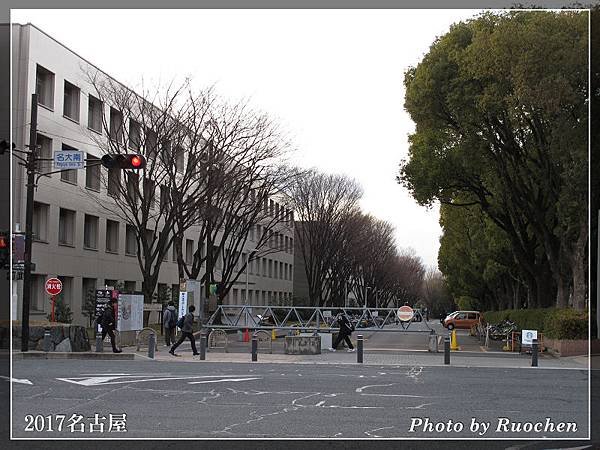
[
  {"xmin": 284, "ymin": 335, "xmax": 321, "ymax": 355},
  {"xmin": 55, "ymin": 338, "xmax": 72, "ymax": 352}
]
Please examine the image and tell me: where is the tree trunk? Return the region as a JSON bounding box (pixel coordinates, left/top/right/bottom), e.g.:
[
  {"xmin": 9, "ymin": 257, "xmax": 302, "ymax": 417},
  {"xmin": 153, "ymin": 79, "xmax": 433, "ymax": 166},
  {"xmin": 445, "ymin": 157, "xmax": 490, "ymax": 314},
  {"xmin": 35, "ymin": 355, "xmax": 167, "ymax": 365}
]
[{"xmin": 571, "ymin": 222, "xmax": 588, "ymax": 310}]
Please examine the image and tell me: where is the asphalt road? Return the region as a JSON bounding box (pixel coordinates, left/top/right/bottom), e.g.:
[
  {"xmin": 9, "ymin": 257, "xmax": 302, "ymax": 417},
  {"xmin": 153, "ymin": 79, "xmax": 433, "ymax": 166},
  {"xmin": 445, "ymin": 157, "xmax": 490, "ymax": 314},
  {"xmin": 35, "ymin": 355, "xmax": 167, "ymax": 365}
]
[{"xmin": 11, "ymin": 358, "xmax": 589, "ymax": 440}]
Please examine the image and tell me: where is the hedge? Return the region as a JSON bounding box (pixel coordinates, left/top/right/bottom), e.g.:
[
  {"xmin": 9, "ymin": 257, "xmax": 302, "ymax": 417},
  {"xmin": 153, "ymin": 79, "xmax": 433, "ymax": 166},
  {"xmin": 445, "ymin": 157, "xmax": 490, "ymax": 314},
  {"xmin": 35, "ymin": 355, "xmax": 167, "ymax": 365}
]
[{"xmin": 482, "ymin": 308, "xmax": 588, "ymax": 340}]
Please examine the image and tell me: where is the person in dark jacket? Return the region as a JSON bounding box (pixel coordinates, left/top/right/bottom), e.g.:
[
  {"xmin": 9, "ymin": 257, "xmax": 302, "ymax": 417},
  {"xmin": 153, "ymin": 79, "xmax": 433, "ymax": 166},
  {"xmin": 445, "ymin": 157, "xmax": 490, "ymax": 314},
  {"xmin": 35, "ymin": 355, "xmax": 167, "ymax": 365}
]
[
  {"xmin": 169, "ymin": 305, "xmax": 199, "ymax": 357},
  {"xmin": 100, "ymin": 298, "xmax": 121, "ymax": 353},
  {"xmin": 162, "ymin": 301, "xmax": 177, "ymax": 346},
  {"xmin": 329, "ymin": 311, "xmax": 355, "ymax": 352}
]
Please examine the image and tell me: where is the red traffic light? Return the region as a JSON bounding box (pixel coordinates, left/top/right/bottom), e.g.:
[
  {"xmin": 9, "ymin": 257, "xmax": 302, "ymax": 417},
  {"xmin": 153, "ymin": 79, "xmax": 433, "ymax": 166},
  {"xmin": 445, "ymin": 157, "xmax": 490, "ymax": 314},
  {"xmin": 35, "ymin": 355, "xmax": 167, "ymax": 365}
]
[
  {"xmin": 0, "ymin": 235, "xmax": 7, "ymax": 249},
  {"xmin": 131, "ymin": 155, "xmax": 143, "ymax": 168},
  {"xmin": 101, "ymin": 154, "xmax": 146, "ymax": 170}
]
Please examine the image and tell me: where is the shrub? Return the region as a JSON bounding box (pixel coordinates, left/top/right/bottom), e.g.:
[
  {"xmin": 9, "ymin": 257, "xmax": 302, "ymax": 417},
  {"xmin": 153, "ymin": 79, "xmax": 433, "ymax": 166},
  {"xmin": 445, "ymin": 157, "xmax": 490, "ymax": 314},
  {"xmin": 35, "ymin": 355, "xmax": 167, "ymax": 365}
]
[
  {"xmin": 47, "ymin": 296, "xmax": 73, "ymax": 324},
  {"xmin": 543, "ymin": 309, "xmax": 588, "ymax": 340},
  {"xmin": 483, "ymin": 308, "xmax": 588, "ymax": 340}
]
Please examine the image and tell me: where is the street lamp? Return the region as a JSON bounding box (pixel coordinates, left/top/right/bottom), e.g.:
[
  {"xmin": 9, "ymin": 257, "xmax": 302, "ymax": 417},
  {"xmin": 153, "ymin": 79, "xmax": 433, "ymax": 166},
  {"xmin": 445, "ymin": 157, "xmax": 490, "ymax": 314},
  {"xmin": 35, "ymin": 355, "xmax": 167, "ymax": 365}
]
[{"xmin": 245, "ymin": 249, "xmax": 259, "ymax": 305}]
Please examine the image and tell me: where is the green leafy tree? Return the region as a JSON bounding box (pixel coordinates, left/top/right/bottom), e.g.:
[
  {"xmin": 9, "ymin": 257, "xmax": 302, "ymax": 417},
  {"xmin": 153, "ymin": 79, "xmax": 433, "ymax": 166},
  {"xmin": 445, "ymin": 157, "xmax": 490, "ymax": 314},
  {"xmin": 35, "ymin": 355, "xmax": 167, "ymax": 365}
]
[
  {"xmin": 399, "ymin": 11, "xmax": 588, "ymax": 309},
  {"xmin": 47, "ymin": 295, "xmax": 73, "ymax": 324}
]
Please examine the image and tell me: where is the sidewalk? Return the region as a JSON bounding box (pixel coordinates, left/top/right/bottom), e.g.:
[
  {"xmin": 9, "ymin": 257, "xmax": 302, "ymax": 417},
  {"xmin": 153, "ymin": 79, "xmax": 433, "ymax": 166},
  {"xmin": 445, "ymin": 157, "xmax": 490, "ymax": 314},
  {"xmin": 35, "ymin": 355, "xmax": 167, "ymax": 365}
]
[{"xmin": 142, "ymin": 342, "xmax": 591, "ymax": 370}]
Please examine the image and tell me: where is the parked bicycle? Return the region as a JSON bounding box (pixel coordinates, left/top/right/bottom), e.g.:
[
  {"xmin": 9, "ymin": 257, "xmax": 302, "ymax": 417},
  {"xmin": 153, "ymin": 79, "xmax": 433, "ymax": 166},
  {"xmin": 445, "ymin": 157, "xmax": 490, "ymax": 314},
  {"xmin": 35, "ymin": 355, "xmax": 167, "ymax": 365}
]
[{"xmin": 488, "ymin": 319, "xmax": 518, "ymax": 340}]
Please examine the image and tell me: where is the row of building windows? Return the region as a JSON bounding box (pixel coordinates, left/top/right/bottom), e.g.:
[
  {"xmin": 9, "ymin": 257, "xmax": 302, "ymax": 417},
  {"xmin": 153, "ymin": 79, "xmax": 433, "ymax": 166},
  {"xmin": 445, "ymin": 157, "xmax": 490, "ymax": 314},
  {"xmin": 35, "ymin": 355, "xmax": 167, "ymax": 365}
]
[
  {"xmin": 35, "ymin": 64, "xmax": 294, "ymax": 224},
  {"xmin": 36, "ymin": 64, "xmax": 186, "ymax": 172},
  {"xmin": 29, "ymin": 273, "xmax": 292, "ymax": 314},
  {"xmin": 34, "ymin": 204, "xmax": 293, "ymax": 279}
]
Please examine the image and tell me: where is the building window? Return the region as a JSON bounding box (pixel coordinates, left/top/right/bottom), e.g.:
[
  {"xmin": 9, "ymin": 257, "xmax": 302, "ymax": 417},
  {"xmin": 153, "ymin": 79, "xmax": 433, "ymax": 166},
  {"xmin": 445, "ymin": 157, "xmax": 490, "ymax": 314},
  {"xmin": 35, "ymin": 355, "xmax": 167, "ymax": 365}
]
[
  {"xmin": 175, "ymin": 146, "xmax": 184, "ymax": 173},
  {"xmin": 128, "ymin": 119, "xmax": 141, "ymax": 151},
  {"xmin": 268, "ymin": 259, "xmax": 273, "ymax": 278},
  {"xmin": 185, "ymin": 239, "xmax": 194, "ymax": 265},
  {"xmin": 160, "ymin": 185, "xmax": 169, "ymax": 212},
  {"xmin": 82, "ymin": 278, "xmax": 97, "ymax": 312},
  {"xmin": 104, "ymin": 279, "xmax": 118, "ymax": 289},
  {"xmin": 106, "ymin": 220, "xmax": 119, "ymax": 253},
  {"xmin": 58, "ymin": 208, "xmax": 75, "ymax": 246},
  {"xmin": 109, "ymin": 107, "xmax": 124, "ymax": 143},
  {"xmin": 145, "ymin": 128, "xmax": 158, "ymax": 161},
  {"xmin": 124, "ymin": 280, "xmax": 137, "ymax": 292},
  {"xmin": 108, "ymin": 167, "xmax": 121, "ymax": 197},
  {"xmin": 63, "ymin": 80, "xmax": 80, "ymax": 122},
  {"xmin": 144, "ymin": 178, "xmax": 156, "ymax": 209},
  {"xmin": 88, "ymin": 95, "xmax": 103, "ymax": 132},
  {"xmin": 125, "ymin": 224, "xmax": 137, "ymax": 255},
  {"xmin": 57, "ymin": 276, "xmax": 73, "ymax": 308},
  {"xmin": 32, "ymin": 202, "xmax": 49, "ymax": 242},
  {"xmin": 60, "ymin": 144, "xmax": 78, "ymax": 184},
  {"xmin": 127, "ymin": 172, "xmax": 139, "ymax": 202},
  {"xmin": 31, "ymin": 274, "xmax": 46, "ymax": 311},
  {"xmin": 36, "ymin": 65, "xmax": 54, "ymax": 109},
  {"xmin": 37, "ymin": 133, "xmax": 53, "ymax": 174},
  {"xmin": 83, "ymin": 214, "xmax": 99, "ymax": 249},
  {"xmin": 85, "ymin": 154, "xmax": 101, "ymax": 191}
]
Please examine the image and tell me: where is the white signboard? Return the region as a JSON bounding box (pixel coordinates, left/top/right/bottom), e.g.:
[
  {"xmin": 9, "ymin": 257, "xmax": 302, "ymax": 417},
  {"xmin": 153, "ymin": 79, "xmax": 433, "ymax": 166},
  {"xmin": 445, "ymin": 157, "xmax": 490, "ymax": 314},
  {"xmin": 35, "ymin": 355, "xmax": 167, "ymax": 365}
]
[
  {"xmin": 371, "ymin": 311, "xmax": 379, "ymax": 317},
  {"xmin": 54, "ymin": 150, "xmax": 85, "ymax": 169},
  {"xmin": 323, "ymin": 310, "xmax": 332, "ymax": 318},
  {"xmin": 117, "ymin": 294, "xmax": 144, "ymax": 332},
  {"xmin": 521, "ymin": 329, "xmax": 538, "ymax": 346},
  {"xmin": 178, "ymin": 291, "xmax": 188, "ymax": 326}
]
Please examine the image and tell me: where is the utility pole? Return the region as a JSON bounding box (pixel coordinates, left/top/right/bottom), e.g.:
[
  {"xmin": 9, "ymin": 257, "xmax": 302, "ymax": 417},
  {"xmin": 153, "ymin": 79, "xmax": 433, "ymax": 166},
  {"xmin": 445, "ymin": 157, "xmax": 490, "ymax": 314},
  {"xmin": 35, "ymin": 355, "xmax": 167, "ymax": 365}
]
[
  {"xmin": 204, "ymin": 141, "xmax": 214, "ymax": 323},
  {"xmin": 21, "ymin": 93, "xmax": 38, "ymax": 352}
]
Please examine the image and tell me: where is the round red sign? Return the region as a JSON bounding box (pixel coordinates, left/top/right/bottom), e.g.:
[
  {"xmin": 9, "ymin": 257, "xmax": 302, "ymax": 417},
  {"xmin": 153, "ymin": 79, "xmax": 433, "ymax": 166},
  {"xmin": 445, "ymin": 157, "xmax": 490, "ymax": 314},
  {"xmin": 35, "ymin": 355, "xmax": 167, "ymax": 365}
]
[
  {"xmin": 397, "ymin": 305, "xmax": 414, "ymax": 322},
  {"xmin": 45, "ymin": 278, "xmax": 63, "ymax": 296}
]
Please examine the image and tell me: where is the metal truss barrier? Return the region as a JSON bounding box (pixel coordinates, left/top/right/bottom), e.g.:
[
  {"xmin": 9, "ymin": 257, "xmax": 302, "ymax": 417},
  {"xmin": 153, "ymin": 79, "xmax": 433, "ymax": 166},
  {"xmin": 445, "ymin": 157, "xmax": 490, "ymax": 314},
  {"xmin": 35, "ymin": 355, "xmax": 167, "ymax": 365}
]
[{"xmin": 204, "ymin": 305, "xmax": 433, "ymax": 333}]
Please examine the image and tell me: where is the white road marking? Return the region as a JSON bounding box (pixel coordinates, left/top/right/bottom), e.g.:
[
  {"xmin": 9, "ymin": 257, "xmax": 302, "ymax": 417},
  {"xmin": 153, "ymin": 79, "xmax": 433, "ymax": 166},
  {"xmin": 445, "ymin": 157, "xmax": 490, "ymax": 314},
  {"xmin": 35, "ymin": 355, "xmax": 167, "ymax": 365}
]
[
  {"xmin": 356, "ymin": 383, "xmax": 394, "ymax": 393},
  {"xmin": 360, "ymin": 393, "xmax": 426, "ymax": 398},
  {"xmin": 187, "ymin": 377, "xmax": 261, "ymax": 385},
  {"xmin": 0, "ymin": 376, "xmax": 33, "ymax": 385},
  {"xmin": 56, "ymin": 374, "xmax": 259, "ymax": 386}
]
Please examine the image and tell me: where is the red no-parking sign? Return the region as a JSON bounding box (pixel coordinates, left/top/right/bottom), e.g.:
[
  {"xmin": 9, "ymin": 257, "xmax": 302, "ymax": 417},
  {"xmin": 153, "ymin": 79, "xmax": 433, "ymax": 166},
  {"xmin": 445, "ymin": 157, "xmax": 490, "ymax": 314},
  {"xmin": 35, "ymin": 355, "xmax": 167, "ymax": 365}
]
[
  {"xmin": 45, "ymin": 278, "xmax": 63, "ymax": 296},
  {"xmin": 397, "ymin": 305, "xmax": 414, "ymax": 322}
]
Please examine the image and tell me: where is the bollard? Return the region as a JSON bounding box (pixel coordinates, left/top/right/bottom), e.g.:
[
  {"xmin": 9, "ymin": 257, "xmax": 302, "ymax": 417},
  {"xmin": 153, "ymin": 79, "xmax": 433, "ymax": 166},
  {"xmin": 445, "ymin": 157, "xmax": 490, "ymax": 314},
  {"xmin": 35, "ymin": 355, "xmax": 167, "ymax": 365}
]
[
  {"xmin": 200, "ymin": 333, "xmax": 207, "ymax": 361},
  {"xmin": 251, "ymin": 333, "xmax": 258, "ymax": 362},
  {"xmin": 444, "ymin": 335, "xmax": 450, "ymax": 365},
  {"xmin": 95, "ymin": 334, "xmax": 103, "ymax": 352},
  {"xmin": 531, "ymin": 338, "xmax": 538, "ymax": 367},
  {"xmin": 148, "ymin": 333, "xmax": 156, "ymax": 359},
  {"xmin": 43, "ymin": 328, "xmax": 51, "ymax": 352},
  {"xmin": 429, "ymin": 329, "xmax": 438, "ymax": 353},
  {"xmin": 357, "ymin": 334, "xmax": 363, "ymax": 364}
]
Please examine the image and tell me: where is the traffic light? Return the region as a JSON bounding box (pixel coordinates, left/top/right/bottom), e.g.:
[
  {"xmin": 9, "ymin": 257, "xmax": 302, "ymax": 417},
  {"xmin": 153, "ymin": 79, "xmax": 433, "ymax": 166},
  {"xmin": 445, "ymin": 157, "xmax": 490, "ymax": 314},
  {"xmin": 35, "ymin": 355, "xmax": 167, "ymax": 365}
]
[
  {"xmin": 0, "ymin": 231, "xmax": 8, "ymax": 269},
  {"xmin": 0, "ymin": 140, "xmax": 14, "ymax": 155},
  {"xmin": 101, "ymin": 154, "xmax": 146, "ymax": 169}
]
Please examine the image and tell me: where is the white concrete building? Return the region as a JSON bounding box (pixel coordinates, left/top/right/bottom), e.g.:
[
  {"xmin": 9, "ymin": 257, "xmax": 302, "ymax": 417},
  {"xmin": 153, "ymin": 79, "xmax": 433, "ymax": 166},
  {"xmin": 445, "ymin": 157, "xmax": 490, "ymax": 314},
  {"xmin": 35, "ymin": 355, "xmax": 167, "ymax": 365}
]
[{"xmin": 11, "ymin": 23, "xmax": 294, "ymax": 326}]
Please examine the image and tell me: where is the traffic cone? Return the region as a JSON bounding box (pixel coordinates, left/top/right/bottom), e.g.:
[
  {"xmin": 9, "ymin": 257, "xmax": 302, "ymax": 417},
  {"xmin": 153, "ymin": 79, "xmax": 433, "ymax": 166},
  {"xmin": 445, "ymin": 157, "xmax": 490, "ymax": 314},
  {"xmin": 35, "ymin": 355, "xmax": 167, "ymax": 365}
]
[
  {"xmin": 450, "ymin": 329, "xmax": 460, "ymax": 350},
  {"xmin": 243, "ymin": 328, "xmax": 249, "ymax": 342},
  {"xmin": 271, "ymin": 329, "xmax": 276, "ymax": 340}
]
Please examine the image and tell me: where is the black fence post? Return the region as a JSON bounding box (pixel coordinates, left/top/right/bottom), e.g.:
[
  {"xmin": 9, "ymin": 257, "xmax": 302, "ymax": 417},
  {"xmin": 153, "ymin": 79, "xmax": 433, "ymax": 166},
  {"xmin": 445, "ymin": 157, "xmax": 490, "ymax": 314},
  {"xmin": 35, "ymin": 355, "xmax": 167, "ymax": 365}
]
[
  {"xmin": 357, "ymin": 334, "xmax": 363, "ymax": 363},
  {"xmin": 444, "ymin": 335, "xmax": 450, "ymax": 365},
  {"xmin": 531, "ymin": 338, "xmax": 538, "ymax": 367},
  {"xmin": 251, "ymin": 333, "xmax": 258, "ymax": 362},
  {"xmin": 148, "ymin": 333, "xmax": 155, "ymax": 359},
  {"xmin": 200, "ymin": 332, "xmax": 207, "ymax": 361}
]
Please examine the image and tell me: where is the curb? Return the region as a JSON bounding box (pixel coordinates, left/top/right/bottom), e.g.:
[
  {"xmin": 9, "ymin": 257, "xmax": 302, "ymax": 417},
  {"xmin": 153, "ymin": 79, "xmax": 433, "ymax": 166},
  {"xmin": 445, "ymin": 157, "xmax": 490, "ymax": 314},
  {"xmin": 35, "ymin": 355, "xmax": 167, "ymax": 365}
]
[{"xmin": 13, "ymin": 351, "xmax": 135, "ymax": 360}]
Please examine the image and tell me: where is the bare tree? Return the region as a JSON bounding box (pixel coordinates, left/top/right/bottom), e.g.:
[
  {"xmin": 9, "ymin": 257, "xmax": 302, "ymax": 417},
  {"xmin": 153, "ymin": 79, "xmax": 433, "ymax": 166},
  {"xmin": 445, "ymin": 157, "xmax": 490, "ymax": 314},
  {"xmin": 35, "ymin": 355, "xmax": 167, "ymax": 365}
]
[
  {"xmin": 291, "ymin": 170, "xmax": 363, "ymax": 306},
  {"xmin": 84, "ymin": 71, "xmax": 213, "ymax": 303},
  {"xmin": 173, "ymin": 98, "xmax": 298, "ymax": 306}
]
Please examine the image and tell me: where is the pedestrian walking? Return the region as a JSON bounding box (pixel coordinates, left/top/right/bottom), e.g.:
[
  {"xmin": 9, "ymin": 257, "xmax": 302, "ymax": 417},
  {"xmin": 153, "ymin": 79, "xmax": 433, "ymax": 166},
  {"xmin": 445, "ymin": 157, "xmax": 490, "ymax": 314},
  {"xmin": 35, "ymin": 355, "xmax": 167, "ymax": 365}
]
[
  {"xmin": 169, "ymin": 305, "xmax": 199, "ymax": 357},
  {"xmin": 99, "ymin": 298, "xmax": 121, "ymax": 353},
  {"xmin": 329, "ymin": 310, "xmax": 355, "ymax": 352},
  {"xmin": 162, "ymin": 301, "xmax": 177, "ymax": 346}
]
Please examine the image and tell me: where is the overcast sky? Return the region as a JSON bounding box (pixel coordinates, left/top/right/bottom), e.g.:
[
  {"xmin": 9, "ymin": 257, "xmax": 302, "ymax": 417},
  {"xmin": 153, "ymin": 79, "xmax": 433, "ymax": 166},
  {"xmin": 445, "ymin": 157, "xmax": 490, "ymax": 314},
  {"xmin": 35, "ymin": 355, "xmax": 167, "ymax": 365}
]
[{"xmin": 12, "ymin": 9, "xmax": 485, "ymax": 269}]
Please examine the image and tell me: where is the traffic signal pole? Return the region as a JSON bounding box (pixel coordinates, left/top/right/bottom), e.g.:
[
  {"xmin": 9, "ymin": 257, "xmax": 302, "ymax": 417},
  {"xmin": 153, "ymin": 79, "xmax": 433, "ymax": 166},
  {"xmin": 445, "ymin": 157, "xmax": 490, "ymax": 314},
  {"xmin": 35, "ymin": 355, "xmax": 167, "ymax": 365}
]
[{"xmin": 21, "ymin": 94, "xmax": 38, "ymax": 352}]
